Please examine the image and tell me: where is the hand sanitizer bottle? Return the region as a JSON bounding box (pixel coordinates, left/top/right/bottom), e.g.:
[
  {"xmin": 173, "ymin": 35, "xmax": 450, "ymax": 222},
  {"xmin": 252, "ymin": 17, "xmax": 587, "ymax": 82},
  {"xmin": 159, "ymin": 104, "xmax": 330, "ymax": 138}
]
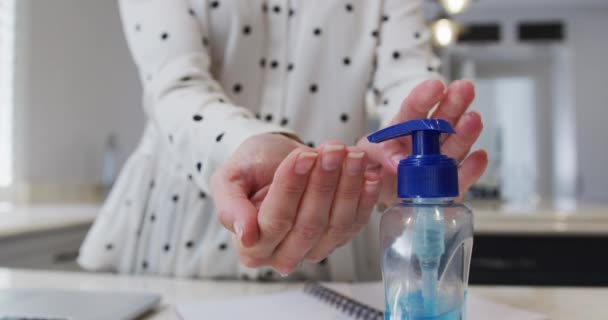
[{"xmin": 367, "ymin": 119, "xmax": 473, "ymax": 320}]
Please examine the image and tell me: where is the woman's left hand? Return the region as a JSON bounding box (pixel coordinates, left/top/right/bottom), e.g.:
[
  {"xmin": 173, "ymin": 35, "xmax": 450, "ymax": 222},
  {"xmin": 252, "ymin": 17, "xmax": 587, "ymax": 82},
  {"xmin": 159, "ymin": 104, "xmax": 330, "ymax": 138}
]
[{"xmin": 358, "ymin": 79, "xmax": 489, "ymax": 207}]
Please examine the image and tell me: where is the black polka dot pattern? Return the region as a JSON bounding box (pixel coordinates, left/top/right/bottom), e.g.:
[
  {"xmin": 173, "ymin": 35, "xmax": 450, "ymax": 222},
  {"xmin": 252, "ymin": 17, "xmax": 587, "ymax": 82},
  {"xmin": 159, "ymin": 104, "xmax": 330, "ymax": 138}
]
[
  {"xmin": 199, "ymin": 191, "xmax": 207, "ymax": 199},
  {"xmin": 265, "ymin": 114, "xmax": 273, "ymax": 122},
  {"xmin": 172, "ymin": 194, "xmax": 179, "ymax": 202},
  {"xmin": 242, "ymin": 25, "xmax": 251, "ymax": 35},
  {"xmin": 343, "ymin": 57, "xmax": 351, "ymax": 65},
  {"xmin": 270, "ymin": 60, "xmax": 279, "ymax": 69},
  {"xmin": 345, "ymin": 3, "xmax": 353, "ymax": 12},
  {"xmin": 233, "ymin": 83, "xmax": 242, "ymax": 93},
  {"xmin": 196, "ymin": 162, "xmax": 202, "ymax": 172},
  {"xmin": 287, "ymin": 63, "xmax": 294, "ymax": 71},
  {"xmin": 383, "ymin": 99, "xmax": 389, "ymax": 106},
  {"xmin": 189, "ymin": 8, "xmax": 196, "ymax": 16},
  {"xmin": 193, "ymin": 114, "xmax": 203, "ymax": 121},
  {"xmin": 393, "ymin": 51, "xmax": 401, "ymax": 60},
  {"xmin": 310, "ymin": 84, "xmax": 318, "ymax": 93},
  {"xmin": 307, "ymin": 141, "xmax": 315, "ymax": 148},
  {"xmin": 414, "ymin": 31, "xmax": 421, "ymax": 39},
  {"xmin": 135, "ymin": 24, "xmax": 141, "ymax": 32},
  {"xmin": 161, "ymin": 32, "xmax": 169, "ymax": 40},
  {"xmin": 382, "ymin": 15, "xmax": 389, "ymax": 22},
  {"xmin": 262, "ymin": 3, "xmax": 268, "ymax": 12},
  {"xmin": 313, "ymin": 28, "xmax": 322, "ymax": 36},
  {"xmin": 371, "ymin": 30, "xmax": 378, "ymax": 38},
  {"xmin": 427, "ymin": 66, "xmax": 434, "ymax": 72},
  {"xmin": 280, "ymin": 118, "xmax": 289, "ymax": 126},
  {"xmin": 216, "ymin": 132, "xmax": 225, "ymax": 142},
  {"xmin": 289, "ymin": 8, "xmax": 295, "ymax": 17},
  {"xmin": 219, "ymin": 243, "xmax": 227, "ymax": 250},
  {"xmin": 180, "ymin": 76, "xmax": 192, "ymax": 82},
  {"xmin": 142, "ymin": 261, "xmax": 148, "ymax": 269},
  {"xmin": 106, "ymin": 243, "xmax": 113, "ymax": 250},
  {"xmin": 255, "ymin": 113, "xmax": 261, "ymax": 119},
  {"xmin": 340, "ymin": 113, "xmax": 349, "ymax": 123},
  {"xmin": 210, "ymin": 1, "xmax": 219, "ymax": 9},
  {"xmin": 260, "ymin": 58, "xmax": 266, "ymax": 68},
  {"xmin": 163, "ymin": 244, "xmax": 170, "ymax": 252},
  {"xmin": 149, "ymin": 180, "xmax": 155, "ymax": 189},
  {"xmin": 150, "ymin": 214, "xmax": 156, "ymax": 222},
  {"xmin": 202, "ymin": 37, "xmax": 209, "ymax": 47},
  {"xmin": 273, "ymin": 5, "xmax": 281, "ymax": 13},
  {"xmin": 186, "ymin": 241, "xmax": 194, "ymax": 248},
  {"xmin": 168, "ymin": 134, "xmax": 174, "ymax": 143}
]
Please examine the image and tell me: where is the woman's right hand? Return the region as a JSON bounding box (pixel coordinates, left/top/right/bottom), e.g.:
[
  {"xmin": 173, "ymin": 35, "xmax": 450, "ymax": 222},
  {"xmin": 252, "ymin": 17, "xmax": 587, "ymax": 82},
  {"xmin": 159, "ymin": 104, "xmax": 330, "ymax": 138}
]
[{"xmin": 211, "ymin": 133, "xmax": 380, "ymax": 275}]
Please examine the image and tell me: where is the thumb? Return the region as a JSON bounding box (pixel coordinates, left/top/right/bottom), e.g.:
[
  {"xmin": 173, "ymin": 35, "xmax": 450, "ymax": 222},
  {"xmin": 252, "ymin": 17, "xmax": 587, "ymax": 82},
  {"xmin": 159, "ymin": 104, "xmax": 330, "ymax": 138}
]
[
  {"xmin": 211, "ymin": 170, "xmax": 260, "ymax": 247},
  {"xmin": 357, "ymin": 137, "xmax": 408, "ymax": 174}
]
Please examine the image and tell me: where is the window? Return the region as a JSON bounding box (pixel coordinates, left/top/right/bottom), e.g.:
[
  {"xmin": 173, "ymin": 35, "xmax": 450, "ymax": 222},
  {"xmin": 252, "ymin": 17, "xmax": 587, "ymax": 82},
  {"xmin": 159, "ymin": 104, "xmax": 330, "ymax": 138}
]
[{"xmin": 0, "ymin": 0, "xmax": 16, "ymax": 189}]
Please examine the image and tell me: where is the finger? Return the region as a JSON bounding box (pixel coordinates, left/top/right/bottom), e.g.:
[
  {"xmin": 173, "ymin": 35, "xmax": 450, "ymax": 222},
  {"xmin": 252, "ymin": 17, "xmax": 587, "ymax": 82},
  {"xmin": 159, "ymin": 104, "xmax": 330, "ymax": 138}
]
[
  {"xmin": 271, "ymin": 143, "xmax": 346, "ymax": 274},
  {"xmin": 211, "ymin": 170, "xmax": 260, "ymax": 248},
  {"xmin": 456, "ymin": 149, "xmax": 489, "ymax": 201},
  {"xmin": 357, "ymin": 136, "xmax": 407, "ymax": 174},
  {"xmin": 442, "ymin": 111, "xmax": 483, "ymax": 164},
  {"xmin": 241, "ymin": 148, "xmax": 318, "ymax": 262},
  {"xmin": 431, "ymin": 80, "xmax": 476, "ymax": 129},
  {"xmin": 389, "ymin": 79, "xmax": 446, "ymax": 125},
  {"xmin": 355, "ymin": 177, "xmax": 382, "ymax": 232},
  {"xmin": 305, "ymin": 147, "xmax": 367, "ymax": 262},
  {"xmin": 363, "ymin": 80, "xmax": 446, "ymax": 173}
]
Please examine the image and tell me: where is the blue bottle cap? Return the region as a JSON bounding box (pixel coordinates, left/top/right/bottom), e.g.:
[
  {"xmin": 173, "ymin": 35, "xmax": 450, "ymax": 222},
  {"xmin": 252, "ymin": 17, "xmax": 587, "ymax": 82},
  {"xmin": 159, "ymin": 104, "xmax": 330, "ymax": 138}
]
[{"xmin": 367, "ymin": 119, "xmax": 459, "ymax": 198}]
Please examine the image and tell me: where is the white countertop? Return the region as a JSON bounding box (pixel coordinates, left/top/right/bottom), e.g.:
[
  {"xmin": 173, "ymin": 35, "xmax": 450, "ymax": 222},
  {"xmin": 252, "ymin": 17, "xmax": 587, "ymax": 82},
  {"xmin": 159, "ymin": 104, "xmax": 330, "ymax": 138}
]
[
  {"xmin": 0, "ymin": 202, "xmax": 607, "ymax": 239},
  {"xmin": 0, "ymin": 268, "xmax": 606, "ymax": 320},
  {"xmin": 0, "ymin": 204, "xmax": 99, "ymax": 238},
  {"xmin": 472, "ymin": 202, "xmax": 608, "ymax": 235}
]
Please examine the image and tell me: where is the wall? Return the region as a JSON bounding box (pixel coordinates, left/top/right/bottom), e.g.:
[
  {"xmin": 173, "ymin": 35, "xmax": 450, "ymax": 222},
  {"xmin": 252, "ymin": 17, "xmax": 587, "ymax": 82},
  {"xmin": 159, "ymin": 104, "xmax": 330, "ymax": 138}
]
[{"xmin": 14, "ymin": 0, "xmax": 144, "ymax": 202}]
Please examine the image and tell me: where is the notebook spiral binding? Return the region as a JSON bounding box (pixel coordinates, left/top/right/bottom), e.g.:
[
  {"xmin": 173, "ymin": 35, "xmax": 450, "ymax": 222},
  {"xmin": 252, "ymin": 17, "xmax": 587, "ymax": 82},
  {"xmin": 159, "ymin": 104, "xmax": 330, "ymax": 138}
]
[{"xmin": 304, "ymin": 282, "xmax": 384, "ymax": 320}]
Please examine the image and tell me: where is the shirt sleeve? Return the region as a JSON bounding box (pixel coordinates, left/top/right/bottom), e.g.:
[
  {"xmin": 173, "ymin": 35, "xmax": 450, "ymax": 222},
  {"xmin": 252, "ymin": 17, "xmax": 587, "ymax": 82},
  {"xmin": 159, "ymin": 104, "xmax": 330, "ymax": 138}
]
[
  {"xmin": 372, "ymin": 0, "xmax": 443, "ymax": 129},
  {"xmin": 118, "ymin": 0, "xmax": 295, "ymax": 190}
]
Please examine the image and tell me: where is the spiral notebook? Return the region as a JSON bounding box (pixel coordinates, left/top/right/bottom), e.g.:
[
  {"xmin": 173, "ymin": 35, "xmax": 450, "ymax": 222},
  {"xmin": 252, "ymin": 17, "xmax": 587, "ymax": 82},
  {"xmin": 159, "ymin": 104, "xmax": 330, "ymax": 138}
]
[{"xmin": 176, "ymin": 282, "xmax": 548, "ymax": 320}]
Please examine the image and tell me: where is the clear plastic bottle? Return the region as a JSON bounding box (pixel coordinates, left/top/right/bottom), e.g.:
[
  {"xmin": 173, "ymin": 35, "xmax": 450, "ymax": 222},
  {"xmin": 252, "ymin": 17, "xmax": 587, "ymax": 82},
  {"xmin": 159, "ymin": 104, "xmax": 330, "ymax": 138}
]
[
  {"xmin": 368, "ymin": 119, "xmax": 474, "ymax": 320},
  {"xmin": 381, "ymin": 198, "xmax": 473, "ymax": 320}
]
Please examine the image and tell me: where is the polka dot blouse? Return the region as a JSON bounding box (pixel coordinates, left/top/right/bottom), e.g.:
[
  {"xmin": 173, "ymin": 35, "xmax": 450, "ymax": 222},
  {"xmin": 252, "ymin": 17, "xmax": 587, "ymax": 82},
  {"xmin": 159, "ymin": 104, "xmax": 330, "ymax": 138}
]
[{"xmin": 78, "ymin": 0, "xmax": 440, "ymax": 281}]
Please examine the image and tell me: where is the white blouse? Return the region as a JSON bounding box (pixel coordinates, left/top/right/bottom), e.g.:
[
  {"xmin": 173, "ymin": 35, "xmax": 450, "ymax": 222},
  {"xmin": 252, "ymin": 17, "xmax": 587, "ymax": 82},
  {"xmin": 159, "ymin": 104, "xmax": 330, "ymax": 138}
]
[{"xmin": 78, "ymin": 0, "xmax": 439, "ymax": 281}]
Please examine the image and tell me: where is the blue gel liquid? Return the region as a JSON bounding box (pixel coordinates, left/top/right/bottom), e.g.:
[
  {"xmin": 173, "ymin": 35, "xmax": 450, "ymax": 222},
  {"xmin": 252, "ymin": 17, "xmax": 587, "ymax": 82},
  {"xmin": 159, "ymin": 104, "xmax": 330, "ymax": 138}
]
[{"xmin": 384, "ymin": 290, "xmax": 466, "ymax": 320}]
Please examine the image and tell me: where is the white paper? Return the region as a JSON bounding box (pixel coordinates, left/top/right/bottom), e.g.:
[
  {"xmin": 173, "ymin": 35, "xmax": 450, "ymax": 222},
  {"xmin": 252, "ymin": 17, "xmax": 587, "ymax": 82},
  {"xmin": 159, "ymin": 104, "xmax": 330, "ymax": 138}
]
[{"xmin": 176, "ymin": 282, "xmax": 548, "ymax": 320}]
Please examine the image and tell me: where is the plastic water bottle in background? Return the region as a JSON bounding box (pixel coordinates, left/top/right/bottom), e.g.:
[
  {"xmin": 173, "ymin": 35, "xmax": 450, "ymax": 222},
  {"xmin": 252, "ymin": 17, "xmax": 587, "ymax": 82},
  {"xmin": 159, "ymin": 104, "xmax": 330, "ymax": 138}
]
[{"xmin": 368, "ymin": 119, "xmax": 474, "ymax": 320}]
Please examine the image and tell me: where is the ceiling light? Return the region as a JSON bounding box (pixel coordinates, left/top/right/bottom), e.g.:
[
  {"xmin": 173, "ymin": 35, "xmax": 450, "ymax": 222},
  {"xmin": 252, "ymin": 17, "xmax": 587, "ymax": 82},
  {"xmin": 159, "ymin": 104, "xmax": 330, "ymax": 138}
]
[
  {"xmin": 439, "ymin": 0, "xmax": 472, "ymax": 15},
  {"xmin": 431, "ymin": 18, "xmax": 459, "ymax": 47}
]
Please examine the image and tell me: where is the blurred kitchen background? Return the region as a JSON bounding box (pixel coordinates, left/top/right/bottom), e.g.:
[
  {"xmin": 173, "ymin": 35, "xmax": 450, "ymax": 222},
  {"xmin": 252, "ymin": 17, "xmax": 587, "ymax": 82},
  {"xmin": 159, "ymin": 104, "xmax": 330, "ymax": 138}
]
[{"xmin": 0, "ymin": 0, "xmax": 607, "ymax": 285}]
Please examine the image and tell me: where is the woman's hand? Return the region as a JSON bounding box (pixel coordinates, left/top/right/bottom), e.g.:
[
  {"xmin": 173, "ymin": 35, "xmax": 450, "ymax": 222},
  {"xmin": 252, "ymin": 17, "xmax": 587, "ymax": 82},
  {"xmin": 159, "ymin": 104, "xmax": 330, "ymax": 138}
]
[
  {"xmin": 358, "ymin": 79, "xmax": 489, "ymax": 207},
  {"xmin": 211, "ymin": 134, "xmax": 380, "ymax": 275}
]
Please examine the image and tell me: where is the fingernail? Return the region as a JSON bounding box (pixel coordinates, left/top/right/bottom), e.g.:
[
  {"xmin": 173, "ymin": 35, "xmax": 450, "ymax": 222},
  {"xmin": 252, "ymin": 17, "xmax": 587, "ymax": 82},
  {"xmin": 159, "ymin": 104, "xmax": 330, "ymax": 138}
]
[
  {"xmin": 346, "ymin": 152, "xmax": 365, "ymax": 176},
  {"xmin": 365, "ymin": 180, "xmax": 380, "ymax": 193},
  {"xmin": 321, "ymin": 145, "xmax": 345, "ymax": 171},
  {"xmin": 294, "ymin": 152, "xmax": 318, "ymax": 175},
  {"xmin": 233, "ymin": 222, "xmax": 243, "ymax": 241}
]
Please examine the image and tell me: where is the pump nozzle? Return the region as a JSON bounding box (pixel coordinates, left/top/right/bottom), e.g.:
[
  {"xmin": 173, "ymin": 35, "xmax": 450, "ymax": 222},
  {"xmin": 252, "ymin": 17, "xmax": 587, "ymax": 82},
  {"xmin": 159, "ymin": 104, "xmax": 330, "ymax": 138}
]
[{"xmin": 367, "ymin": 119, "xmax": 459, "ymax": 199}]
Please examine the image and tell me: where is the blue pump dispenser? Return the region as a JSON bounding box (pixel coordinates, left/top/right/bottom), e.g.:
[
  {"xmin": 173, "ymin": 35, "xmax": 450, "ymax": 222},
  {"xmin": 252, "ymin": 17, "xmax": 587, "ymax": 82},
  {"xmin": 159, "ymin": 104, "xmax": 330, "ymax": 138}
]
[
  {"xmin": 368, "ymin": 119, "xmax": 474, "ymax": 320},
  {"xmin": 367, "ymin": 119, "xmax": 459, "ymax": 199}
]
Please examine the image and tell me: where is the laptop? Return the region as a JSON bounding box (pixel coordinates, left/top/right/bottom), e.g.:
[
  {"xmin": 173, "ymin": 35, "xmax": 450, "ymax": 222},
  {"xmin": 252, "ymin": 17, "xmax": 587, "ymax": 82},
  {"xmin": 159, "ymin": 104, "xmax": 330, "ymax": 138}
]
[{"xmin": 0, "ymin": 288, "xmax": 161, "ymax": 320}]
